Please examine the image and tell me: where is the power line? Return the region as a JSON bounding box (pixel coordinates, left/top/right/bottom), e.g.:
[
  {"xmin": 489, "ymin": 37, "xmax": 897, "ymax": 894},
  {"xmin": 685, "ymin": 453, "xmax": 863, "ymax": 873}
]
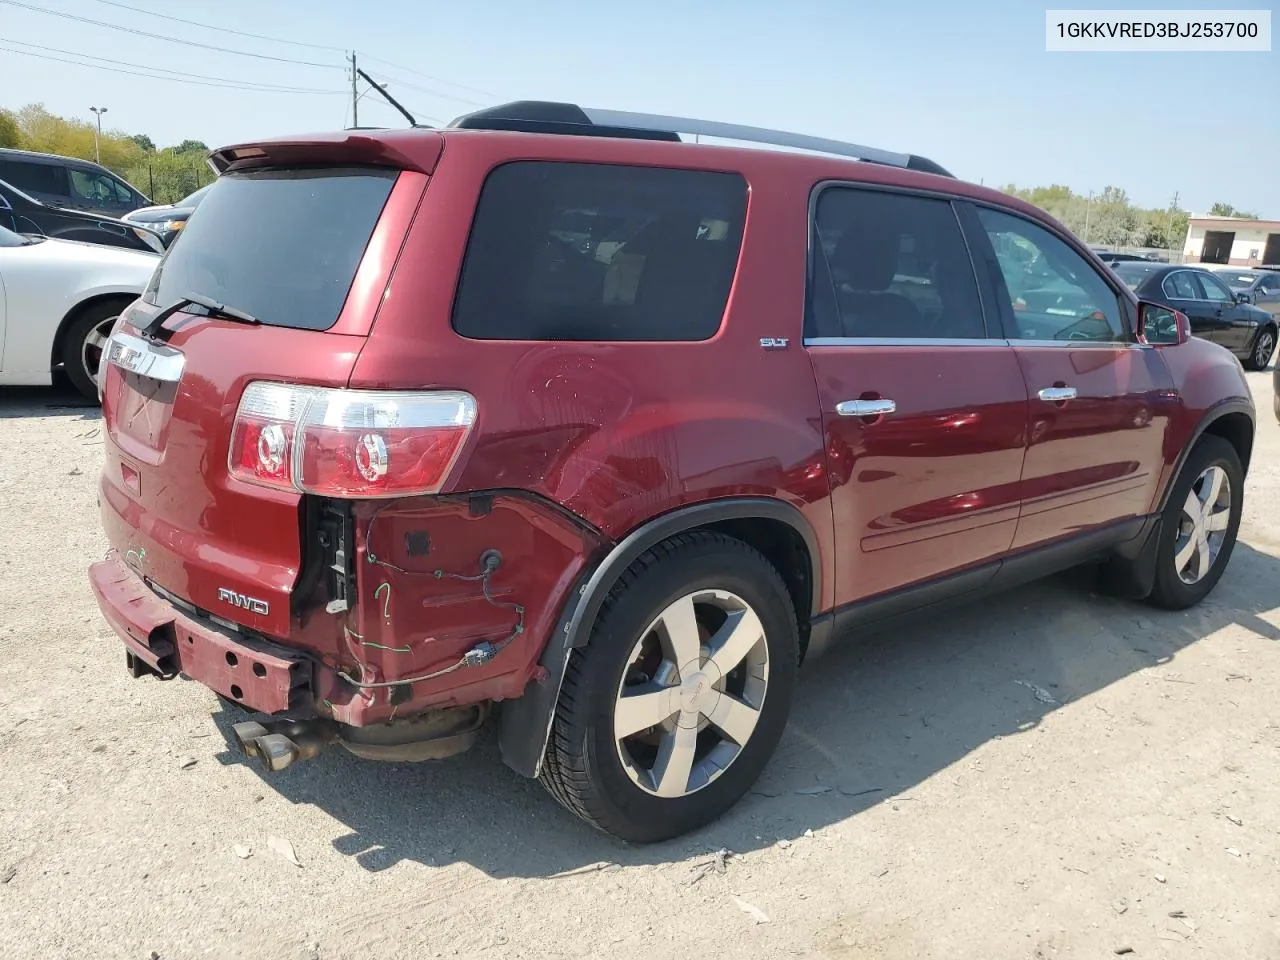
[
  {"xmin": 3, "ymin": 38, "xmax": 343, "ymax": 93},
  {"xmin": 0, "ymin": 0, "xmax": 342, "ymax": 69},
  {"xmin": 86, "ymin": 0, "xmax": 346, "ymax": 52},
  {"xmin": 0, "ymin": 44, "xmax": 346, "ymax": 94}
]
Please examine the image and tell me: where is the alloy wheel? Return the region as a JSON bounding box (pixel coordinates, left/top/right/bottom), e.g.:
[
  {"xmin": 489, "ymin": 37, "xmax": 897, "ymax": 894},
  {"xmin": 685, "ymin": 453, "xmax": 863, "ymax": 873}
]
[
  {"xmin": 1255, "ymin": 330, "xmax": 1275, "ymax": 369},
  {"xmin": 613, "ymin": 589, "xmax": 769, "ymax": 798},
  {"xmin": 1174, "ymin": 465, "xmax": 1232, "ymax": 584},
  {"xmin": 80, "ymin": 314, "xmax": 118, "ymax": 388}
]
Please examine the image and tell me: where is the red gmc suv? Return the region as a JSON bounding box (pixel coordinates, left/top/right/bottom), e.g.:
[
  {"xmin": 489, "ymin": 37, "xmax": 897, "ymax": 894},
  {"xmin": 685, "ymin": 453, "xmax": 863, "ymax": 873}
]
[{"xmin": 90, "ymin": 102, "xmax": 1255, "ymax": 842}]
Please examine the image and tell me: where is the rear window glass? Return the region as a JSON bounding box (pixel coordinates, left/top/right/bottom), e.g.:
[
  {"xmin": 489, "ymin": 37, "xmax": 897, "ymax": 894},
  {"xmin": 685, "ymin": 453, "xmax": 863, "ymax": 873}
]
[
  {"xmin": 1111, "ymin": 261, "xmax": 1159, "ymax": 290},
  {"xmin": 145, "ymin": 166, "xmax": 396, "ymax": 330},
  {"xmin": 452, "ymin": 161, "xmax": 747, "ymax": 341}
]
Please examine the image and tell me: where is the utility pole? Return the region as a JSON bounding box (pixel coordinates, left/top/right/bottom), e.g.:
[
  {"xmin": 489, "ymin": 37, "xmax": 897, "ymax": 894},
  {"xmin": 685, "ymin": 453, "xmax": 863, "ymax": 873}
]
[
  {"xmin": 1165, "ymin": 191, "xmax": 1180, "ymax": 257},
  {"xmin": 349, "ymin": 52, "xmax": 358, "ymax": 129},
  {"xmin": 1082, "ymin": 190, "xmax": 1094, "ymax": 244},
  {"xmin": 89, "ymin": 106, "xmax": 107, "ymax": 163}
]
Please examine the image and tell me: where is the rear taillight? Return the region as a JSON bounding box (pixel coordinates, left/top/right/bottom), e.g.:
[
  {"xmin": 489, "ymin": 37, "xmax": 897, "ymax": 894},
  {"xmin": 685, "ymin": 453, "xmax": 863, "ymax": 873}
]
[{"xmin": 228, "ymin": 382, "xmax": 477, "ymax": 498}]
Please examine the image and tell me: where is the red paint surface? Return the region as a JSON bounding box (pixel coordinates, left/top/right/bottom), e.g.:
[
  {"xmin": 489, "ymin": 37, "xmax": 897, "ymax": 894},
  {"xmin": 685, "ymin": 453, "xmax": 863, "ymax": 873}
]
[{"xmin": 91, "ymin": 127, "xmax": 1254, "ymax": 725}]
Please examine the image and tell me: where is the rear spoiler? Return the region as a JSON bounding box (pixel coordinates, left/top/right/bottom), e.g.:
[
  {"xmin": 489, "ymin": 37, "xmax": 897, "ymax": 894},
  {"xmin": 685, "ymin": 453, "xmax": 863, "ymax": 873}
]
[{"xmin": 207, "ymin": 131, "xmax": 444, "ymax": 176}]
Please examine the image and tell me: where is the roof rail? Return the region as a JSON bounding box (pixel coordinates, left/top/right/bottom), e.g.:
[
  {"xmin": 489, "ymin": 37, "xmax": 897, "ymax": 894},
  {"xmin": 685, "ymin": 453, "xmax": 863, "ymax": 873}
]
[{"xmin": 448, "ymin": 101, "xmax": 954, "ymax": 178}]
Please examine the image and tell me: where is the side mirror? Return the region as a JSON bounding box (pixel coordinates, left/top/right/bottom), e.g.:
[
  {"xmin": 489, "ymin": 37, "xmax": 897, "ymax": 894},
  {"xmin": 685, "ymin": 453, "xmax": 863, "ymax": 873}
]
[
  {"xmin": 1235, "ymin": 291, "xmax": 1252, "ymax": 304},
  {"xmin": 1136, "ymin": 301, "xmax": 1190, "ymax": 346}
]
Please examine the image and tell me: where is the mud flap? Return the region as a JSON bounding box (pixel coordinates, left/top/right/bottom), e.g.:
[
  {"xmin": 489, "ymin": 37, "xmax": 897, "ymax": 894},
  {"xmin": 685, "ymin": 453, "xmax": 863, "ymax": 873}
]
[
  {"xmin": 497, "ymin": 573, "xmax": 589, "ymax": 779},
  {"xmin": 1097, "ymin": 515, "xmax": 1162, "ymax": 601}
]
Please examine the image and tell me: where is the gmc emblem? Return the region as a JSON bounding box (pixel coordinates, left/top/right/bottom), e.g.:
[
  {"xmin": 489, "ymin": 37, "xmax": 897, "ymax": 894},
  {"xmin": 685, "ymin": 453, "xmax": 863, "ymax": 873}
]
[{"xmin": 217, "ymin": 588, "xmax": 269, "ymax": 616}]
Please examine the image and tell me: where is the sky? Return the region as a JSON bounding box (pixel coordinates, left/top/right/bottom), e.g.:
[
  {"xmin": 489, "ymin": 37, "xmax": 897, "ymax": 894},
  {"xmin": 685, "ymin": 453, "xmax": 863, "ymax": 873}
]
[{"xmin": 2, "ymin": 0, "xmax": 1277, "ymax": 216}]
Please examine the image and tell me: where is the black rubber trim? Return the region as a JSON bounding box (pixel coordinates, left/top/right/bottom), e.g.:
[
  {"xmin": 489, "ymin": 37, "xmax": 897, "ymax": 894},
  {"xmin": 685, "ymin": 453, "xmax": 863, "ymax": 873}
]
[
  {"xmin": 1157, "ymin": 399, "xmax": 1255, "ymax": 511},
  {"xmin": 497, "ymin": 497, "xmax": 822, "ymax": 779}
]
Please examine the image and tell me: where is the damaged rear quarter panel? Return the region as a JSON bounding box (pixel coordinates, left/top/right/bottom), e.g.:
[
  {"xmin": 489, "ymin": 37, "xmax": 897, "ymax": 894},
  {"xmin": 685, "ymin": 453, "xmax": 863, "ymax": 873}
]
[{"xmin": 314, "ymin": 495, "xmax": 606, "ymax": 725}]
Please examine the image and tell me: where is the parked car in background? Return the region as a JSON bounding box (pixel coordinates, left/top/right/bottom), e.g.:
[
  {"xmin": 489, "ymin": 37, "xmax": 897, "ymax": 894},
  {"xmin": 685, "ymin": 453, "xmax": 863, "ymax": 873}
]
[
  {"xmin": 0, "ymin": 179, "xmax": 165, "ymax": 254},
  {"xmin": 1111, "ymin": 261, "xmax": 1277, "ymax": 370},
  {"xmin": 1096, "ymin": 251, "xmax": 1156, "ymax": 265},
  {"xmin": 1195, "ymin": 264, "xmax": 1280, "ymax": 319},
  {"xmin": 122, "ymin": 182, "xmax": 212, "ymax": 246},
  {"xmin": 0, "ymin": 148, "xmax": 150, "ymax": 218},
  {"xmin": 89, "ymin": 102, "xmax": 1254, "ymax": 842},
  {"xmin": 0, "ymin": 224, "xmax": 156, "ymax": 398}
]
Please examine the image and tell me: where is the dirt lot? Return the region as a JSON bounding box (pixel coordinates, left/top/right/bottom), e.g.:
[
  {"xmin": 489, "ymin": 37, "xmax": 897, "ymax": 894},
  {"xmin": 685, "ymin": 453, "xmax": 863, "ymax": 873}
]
[{"xmin": 1, "ymin": 372, "xmax": 1278, "ymax": 960}]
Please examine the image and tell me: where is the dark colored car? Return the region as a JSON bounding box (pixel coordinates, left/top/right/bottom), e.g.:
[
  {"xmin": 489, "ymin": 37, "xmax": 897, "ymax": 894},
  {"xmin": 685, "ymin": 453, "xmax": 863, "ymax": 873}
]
[
  {"xmin": 89, "ymin": 101, "xmax": 1255, "ymax": 842},
  {"xmin": 1096, "ymin": 251, "xmax": 1155, "ymax": 265},
  {"xmin": 1198, "ymin": 266, "xmax": 1280, "ymax": 319},
  {"xmin": 1111, "ymin": 261, "xmax": 1276, "ymax": 370},
  {"xmin": 122, "ymin": 183, "xmax": 213, "ymax": 246},
  {"xmin": 0, "ymin": 178, "xmax": 164, "ymax": 254},
  {"xmin": 0, "ymin": 147, "xmax": 151, "ymax": 218}
]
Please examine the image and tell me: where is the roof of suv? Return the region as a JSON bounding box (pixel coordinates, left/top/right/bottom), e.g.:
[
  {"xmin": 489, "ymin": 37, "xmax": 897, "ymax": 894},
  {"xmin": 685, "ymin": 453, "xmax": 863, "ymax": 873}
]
[
  {"xmin": 0, "ymin": 147, "xmax": 114, "ymax": 168},
  {"xmin": 208, "ymin": 100, "xmax": 1064, "ymax": 236}
]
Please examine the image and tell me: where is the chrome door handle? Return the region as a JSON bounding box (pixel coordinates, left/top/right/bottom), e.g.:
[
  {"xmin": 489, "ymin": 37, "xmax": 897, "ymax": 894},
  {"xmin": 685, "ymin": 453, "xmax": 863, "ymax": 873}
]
[
  {"xmin": 836, "ymin": 399, "xmax": 896, "ymax": 417},
  {"xmin": 1038, "ymin": 386, "xmax": 1077, "ymax": 402}
]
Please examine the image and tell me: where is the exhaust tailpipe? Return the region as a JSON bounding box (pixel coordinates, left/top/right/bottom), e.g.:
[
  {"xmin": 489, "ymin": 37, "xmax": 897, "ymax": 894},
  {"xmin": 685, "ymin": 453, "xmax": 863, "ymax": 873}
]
[{"xmin": 231, "ymin": 718, "xmax": 337, "ymax": 772}]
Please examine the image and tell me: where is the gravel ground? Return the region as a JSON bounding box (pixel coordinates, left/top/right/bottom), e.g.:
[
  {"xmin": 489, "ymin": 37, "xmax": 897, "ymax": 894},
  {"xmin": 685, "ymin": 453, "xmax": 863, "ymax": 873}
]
[{"xmin": 1, "ymin": 372, "xmax": 1278, "ymax": 960}]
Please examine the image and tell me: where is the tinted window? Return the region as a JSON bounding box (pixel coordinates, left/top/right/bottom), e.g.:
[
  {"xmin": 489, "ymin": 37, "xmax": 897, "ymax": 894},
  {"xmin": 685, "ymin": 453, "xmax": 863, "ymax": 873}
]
[
  {"xmin": 1163, "ymin": 271, "xmax": 1199, "ymax": 300},
  {"xmin": 978, "ymin": 208, "xmax": 1126, "ymax": 342},
  {"xmin": 810, "ymin": 188, "xmax": 983, "ymax": 339},
  {"xmin": 1111, "ymin": 261, "xmax": 1160, "ymax": 290},
  {"xmin": 1196, "ymin": 272, "xmax": 1234, "ymax": 302},
  {"xmin": 146, "ymin": 166, "xmax": 395, "ymax": 331},
  {"xmin": 4, "ymin": 160, "xmax": 67, "ymax": 198},
  {"xmin": 453, "ymin": 162, "xmax": 747, "ymax": 341},
  {"xmin": 1258, "ymin": 273, "xmax": 1279, "ymax": 294}
]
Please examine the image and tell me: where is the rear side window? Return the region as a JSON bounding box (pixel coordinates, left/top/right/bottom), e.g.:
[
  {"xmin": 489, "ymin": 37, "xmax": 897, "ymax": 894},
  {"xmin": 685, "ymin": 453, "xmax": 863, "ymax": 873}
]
[
  {"xmin": 452, "ymin": 162, "xmax": 747, "ymax": 341},
  {"xmin": 810, "ymin": 187, "xmax": 985, "ymax": 339},
  {"xmin": 146, "ymin": 167, "xmax": 396, "ymax": 330},
  {"xmin": 4, "ymin": 160, "xmax": 68, "ymax": 198}
]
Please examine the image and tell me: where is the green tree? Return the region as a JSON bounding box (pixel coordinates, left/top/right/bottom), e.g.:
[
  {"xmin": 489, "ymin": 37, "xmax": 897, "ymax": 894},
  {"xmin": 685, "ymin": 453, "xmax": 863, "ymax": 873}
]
[
  {"xmin": 127, "ymin": 133, "xmax": 155, "ymax": 152},
  {"xmin": 173, "ymin": 139, "xmax": 208, "ymax": 154},
  {"xmin": 1208, "ymin": 202, "xmax": 1258, "ymax": 219},
  {"xmin": 0, "ymin": 109, "xmax": 21, "ymax": 148}
]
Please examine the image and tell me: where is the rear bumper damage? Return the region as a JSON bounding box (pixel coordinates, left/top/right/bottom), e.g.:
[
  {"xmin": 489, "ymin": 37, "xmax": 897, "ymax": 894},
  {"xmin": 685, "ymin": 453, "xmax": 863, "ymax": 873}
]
[
  {"xmin": 89, "ymin": 551, "xmax": 307, "ymax": 713},
  {"xmin": 90, "ymin": 551, "xmax": 490, "ymax": 770}
]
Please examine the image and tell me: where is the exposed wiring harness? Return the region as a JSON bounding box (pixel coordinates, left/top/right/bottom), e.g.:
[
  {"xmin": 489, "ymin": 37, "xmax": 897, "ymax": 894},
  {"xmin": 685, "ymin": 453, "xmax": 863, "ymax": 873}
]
[{"xmin": 336, "ymin": 548, "xmax": 526, "ymax": 691}]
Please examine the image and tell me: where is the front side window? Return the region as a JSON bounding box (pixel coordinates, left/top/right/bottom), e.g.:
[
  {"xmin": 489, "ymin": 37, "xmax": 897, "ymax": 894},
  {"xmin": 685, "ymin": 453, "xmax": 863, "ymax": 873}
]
[
  {"xmin": 453, "ymin": 162, "xmax": 747, "ymax": 341},
  {"xmin": 1196, "ymin": 272, "xmax": 1235, "ymax": 303},
  {"xmin": 977, "ymin": 207, "xmax": 1126, "ymax": 342},
  {"xmin": 70, "ymin": 169, "xmax": 120, "ymax": 204},
  {"xmin": 810, "ymin": 187, "xmax": 984, "ymax": 339}
]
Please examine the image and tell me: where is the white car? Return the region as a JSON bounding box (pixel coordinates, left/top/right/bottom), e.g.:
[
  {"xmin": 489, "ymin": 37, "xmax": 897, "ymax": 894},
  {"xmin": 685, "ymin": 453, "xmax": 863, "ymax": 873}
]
[{"xmin": 0, "ymin": 224, "xmax": 158, "ymax": 399}]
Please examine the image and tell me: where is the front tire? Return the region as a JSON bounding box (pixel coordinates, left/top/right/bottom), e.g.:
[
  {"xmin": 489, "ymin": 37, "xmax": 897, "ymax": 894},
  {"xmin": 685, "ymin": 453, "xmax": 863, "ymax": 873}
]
[
  {"xmin": 1146, "ymin": 435, "xmax": 1243, "ymax": 610},
  {"xmin": 62, "ymin": 300, "xmax": 124, "ymax": 400},
  {"xmin": 541, "ymin": 532, "xmax": 799, "ymax": 842},
  {"xmin": 1244, "ymin": 326, "xmax": 1276, "ymax": 371}
]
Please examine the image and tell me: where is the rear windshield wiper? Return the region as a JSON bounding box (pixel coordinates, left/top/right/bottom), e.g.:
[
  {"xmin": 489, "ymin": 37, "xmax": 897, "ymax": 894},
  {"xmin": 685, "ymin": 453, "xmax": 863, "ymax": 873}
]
[{"xmin": 140, "ymin": 292, "xmax": 260, "ymax": 338}]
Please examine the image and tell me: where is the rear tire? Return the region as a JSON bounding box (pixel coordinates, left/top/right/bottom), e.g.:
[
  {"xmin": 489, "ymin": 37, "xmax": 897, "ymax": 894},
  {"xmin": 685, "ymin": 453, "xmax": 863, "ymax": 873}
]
[
  {"xmin": 62, "ymin": 300, "xmax": 125, "ymax": 400},
  {"xmin": 1146, "ymin": 435, "xmax": 1243, "ymax": 610},
  {"xmin": 540, "ymin": 531, "xmax": 799, "ymax": 842},
  {"xmin": 1244, "ymin": 326, "xmax": 1276, "ymax": 371}
]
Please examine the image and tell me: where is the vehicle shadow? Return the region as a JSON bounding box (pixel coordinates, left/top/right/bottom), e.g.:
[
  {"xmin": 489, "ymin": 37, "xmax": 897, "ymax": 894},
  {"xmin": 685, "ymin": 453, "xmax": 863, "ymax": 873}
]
[
  {"xmin": 0, "ymin": 383, "xmax": 102, "ymax": 421},
  {"xmin": 208, "ymin": 540, "xmax": 1280, "ymax": 879}
]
